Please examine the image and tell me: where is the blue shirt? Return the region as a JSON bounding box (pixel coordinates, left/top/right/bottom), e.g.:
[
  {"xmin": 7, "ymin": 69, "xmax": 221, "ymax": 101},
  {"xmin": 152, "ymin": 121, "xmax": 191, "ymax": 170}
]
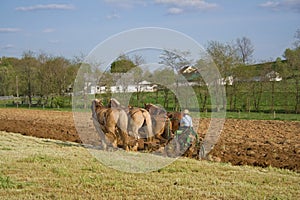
[{"xmin": 180, "ymin": 114, "xmax": 193, "ymax": 127}]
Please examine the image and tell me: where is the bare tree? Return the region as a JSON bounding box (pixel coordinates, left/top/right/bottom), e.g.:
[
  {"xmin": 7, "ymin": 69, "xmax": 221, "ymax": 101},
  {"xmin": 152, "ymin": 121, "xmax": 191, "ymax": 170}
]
[
  {"xmin": 207, "ymin": 41, "xmax": 241, "ymax": 110},
  {"xmin": 159, "ymin": 49, "xmax": 192, "ymax": 111},
  {"xmin": 132, "ymin": 54, "xmax": 145, "ymax": 66},
  {"xmin": 132, "ymin": 66, "xmax": 143, "ymax": 107},
  {"xmin": 293, "ymin": 28, "xmax": 300, "ymax": 48},
  {"xmin": 152, "ymin": 68, "xmax": 175, "ymax": 109},
  {"xmin": 236, "ymin": 37, "xmax": 254, "ymax": 64}
]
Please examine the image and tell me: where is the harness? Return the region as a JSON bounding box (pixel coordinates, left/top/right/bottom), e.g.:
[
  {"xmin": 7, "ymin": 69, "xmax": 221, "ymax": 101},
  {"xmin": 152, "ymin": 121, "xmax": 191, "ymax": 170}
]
[{"xmin": 165, "ymin": 117, "xmax": 171, "ymax": 140}]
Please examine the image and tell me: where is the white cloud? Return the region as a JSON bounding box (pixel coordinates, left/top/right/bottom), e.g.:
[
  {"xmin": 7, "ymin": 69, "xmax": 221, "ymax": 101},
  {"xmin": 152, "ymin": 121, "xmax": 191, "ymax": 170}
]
[
  {"xmin": 15, "ymin": 4, "xmax": 75, "ymax": 11},
  {"xmin": 43, "ymin": 28, "xmax": 55, "ymax": 33},
  {"xmin": 104, "ymin": 0, "xmax": 217, "ymax": 15},
  {"xmin": 106, "ymin": 10, "xmax": 121, "ymax": 19},
  {"xmin": 2, "ymin": 44, "xmax": 14, "ymax": 49},
  {"xmin": 155, "ymin": 0, "xmax": 216, "ymax": 8},
  {"xmin": 260, "ymin": 1, "xmax": 280, "ymax": 8},
  {"xmin": 49, "ymin": 40, "xmax": 60, "ymax": 44},
  {"xmin": 260, "ymin": 0, "xmax": 300, "ymax": 12},
  {"xmin": 0, "ymin": 28, "xmax": 21, "ymax": 33},
  {"xmin": 104, "ymin": 0, "xmax": 147, "ymax": 9},
  {"xmin": 106, "ymin": 13, "xmax": 121, "ymax": 20},
  {"xmin": 155, "ymin": 0, "xmax": 218, "ymax": 14},
  {"xmin": 167, "ymin": 7, "xmax": 184, "ymax": 15}
]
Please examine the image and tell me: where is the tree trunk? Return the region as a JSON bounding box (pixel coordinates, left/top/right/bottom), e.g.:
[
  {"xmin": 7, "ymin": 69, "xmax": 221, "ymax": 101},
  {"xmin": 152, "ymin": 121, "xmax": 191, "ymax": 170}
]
[
  {"xmin": 271, "ymin": 82, "xmax": 275, "ymax": 112},
  {"xmin": 295, "ymin": 79, "xmax": 300, "ymax": 114},
  {"xmin": 163, "ymin": 89, "xmax": 169, "ymax": 109}
]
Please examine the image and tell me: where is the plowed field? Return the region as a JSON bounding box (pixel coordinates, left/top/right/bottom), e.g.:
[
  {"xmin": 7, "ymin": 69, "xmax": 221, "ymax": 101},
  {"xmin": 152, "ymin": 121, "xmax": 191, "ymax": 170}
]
[{"xmin": 0, "ymin": 108, "xmax": 299, "ymax": 172}]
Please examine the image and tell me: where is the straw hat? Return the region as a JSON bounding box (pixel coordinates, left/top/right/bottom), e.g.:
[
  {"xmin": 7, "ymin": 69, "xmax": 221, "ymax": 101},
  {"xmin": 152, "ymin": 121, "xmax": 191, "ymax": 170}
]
[{"xmin": 183, "ymin": 109, "xmax": 189, "ymax": 114}]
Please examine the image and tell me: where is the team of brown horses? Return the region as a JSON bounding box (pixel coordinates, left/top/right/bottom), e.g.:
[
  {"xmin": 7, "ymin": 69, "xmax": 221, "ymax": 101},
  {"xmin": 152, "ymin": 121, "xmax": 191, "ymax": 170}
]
[{"xmin": 91, "ymin": 98, "xmax": 197, "ymax": 156}]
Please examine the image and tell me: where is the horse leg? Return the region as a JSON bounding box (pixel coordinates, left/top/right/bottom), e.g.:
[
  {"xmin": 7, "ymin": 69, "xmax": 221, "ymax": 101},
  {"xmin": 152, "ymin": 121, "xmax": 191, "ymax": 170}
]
[
  {"xmin": 131, "ymin": 125, "xmax": 140, "ymax": 140},
  {"xmin": 98, "ymin": 124, "xmax": 109, "ymax": 150},
  {"xmin": 118, "ymin": 128, "xmax": 129, "ymax": 151},
  {"xmin": 106, "ymin": 126, "xmax": 118, "ymax": 149},
  {"xmin": 156, "ymin": 134, "xmax": 167, "ymax": 143},
  {"xmin": 128, "ymin": 115, "xmax": 141, "ymax": 140},
  {"xmin": 92, "ymin": 117, "xmax": 108, "ymax": 150}
]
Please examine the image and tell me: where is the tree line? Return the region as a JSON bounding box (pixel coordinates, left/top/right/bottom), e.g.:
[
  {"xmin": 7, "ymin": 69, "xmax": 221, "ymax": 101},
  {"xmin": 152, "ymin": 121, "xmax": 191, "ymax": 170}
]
[
  {"xmin": 1, "ymin": 30, "xmax": 300, "ymax": 113},
  {"xmin": 0, "ymin": 51, "xmax": 79, "ymax": 107}
]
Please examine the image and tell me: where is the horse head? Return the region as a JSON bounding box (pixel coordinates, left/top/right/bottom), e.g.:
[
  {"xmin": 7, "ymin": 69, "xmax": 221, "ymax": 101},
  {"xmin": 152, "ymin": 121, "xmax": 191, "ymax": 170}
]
[
  {"xmin": 92, "ymin": 99, "xmax": 105, "ymax": 113},
  {"xmin": 108, "ymin": 98, "xmax": 121, "ymax": 108},
  {"xmin": 144, "ymin": 103, "xmax": 166, "ymax": 116},
  {"xmin": 167, "ymin": 111, "xmax": 183, "ymax": 132}
]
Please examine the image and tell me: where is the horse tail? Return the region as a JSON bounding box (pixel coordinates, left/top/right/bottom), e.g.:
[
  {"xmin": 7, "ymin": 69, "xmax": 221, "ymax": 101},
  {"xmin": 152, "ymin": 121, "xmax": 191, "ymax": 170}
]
[
  {"xmin": 117, "ymin": 109, "xmax": 128, "ymax": 134},
  {"xmin": 91, "ymin": 99, "xmax": 108, "ymax": 149},
  {"xmin": 117, "ymin": 109, "xmax": 129, "ymax": 149},
  {"xmin": 91, "ymin": 100, "xmax": 97, "ymax": 119},
  {"xmin": 141, "ymin": 109, "xmax": 153, "ymax": 139}
]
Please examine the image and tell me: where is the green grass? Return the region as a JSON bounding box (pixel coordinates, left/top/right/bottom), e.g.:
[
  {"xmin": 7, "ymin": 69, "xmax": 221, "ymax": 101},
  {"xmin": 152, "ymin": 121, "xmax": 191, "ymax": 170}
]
[
  {"xmin": 0, "ymin": 131, "xmax": 299, "ymax": 199},
  {"xmin": 2, "ymin": 77, "xmax": 300, "ymax": 114},
  {"xmin": 0, "ymin": 103, "xmax": 72, "ymax": 111},
  {"xmin": 1, "ymin": 105, "xmax": 299, "ymax": 121},
  {"xmin": 0, "ymin": 175, "xmax": 16, "ymax": 189},
  {"xmin": 225, "ymin": 111, "xmax": 300, "ymax": 121}
]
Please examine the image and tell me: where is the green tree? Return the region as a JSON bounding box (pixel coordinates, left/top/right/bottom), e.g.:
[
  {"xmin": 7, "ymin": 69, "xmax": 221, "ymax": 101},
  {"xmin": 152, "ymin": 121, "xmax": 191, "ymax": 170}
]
[
  {"xmin": 20, "ymin": 51, "xmax": 39, "ymax": 105},
  {"xmin": 284, "ymin": 48, "xmax": 300, "ymax": 113},
  {"xmin": 0, "ymin": 58, "xmax": 16, "ymax": 96},
  {"xmin": 38, "ymin": 55, "xmax": 79, "ymax": 106},
  {"xmin": 110, "ymin": 55, "xmax": 136, "ymax": 73},
  {"xmin": 194, "ymin": 58, "xmax": 211, "ymax": 111},
  {"xmin": 268, "ymin": 58, "xmax": 286, "ymax": 112}
]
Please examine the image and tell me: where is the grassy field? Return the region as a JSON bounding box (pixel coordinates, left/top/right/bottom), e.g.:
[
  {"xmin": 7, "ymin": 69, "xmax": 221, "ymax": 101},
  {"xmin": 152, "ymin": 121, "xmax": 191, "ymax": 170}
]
[
  {"xmin": 221, "ymin": 111, "xmax": 300, "ymax": 121},
  {"xmin": 0, "ymin": 131, "xmax": 299, "ymax": 200}
]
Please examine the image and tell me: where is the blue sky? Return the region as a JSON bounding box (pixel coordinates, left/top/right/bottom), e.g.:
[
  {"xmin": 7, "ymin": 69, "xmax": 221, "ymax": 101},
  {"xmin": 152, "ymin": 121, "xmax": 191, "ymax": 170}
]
[{"xmin": 0, "ymin": 0, "xmax": 299, "ymax": 62}]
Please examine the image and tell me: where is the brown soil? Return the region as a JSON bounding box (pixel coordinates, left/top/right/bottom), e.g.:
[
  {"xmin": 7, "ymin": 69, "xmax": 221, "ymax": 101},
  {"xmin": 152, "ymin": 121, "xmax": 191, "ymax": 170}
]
[{"xmin": 0, "ymin": 108, "xmax": 299, "ymax": 172}]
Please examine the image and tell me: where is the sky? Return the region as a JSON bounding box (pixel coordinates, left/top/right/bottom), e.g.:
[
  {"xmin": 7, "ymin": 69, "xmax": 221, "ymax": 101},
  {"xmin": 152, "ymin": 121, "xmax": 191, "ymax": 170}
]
[{"xmin": 0, "ymin": 0, "xmax": 299, "ymax": 63}]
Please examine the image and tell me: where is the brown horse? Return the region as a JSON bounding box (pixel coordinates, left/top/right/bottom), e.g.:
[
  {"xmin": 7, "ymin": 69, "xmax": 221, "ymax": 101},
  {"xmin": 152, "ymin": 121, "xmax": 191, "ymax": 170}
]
[
  {"xmin": 167, "ymin": 111, "xmax": 183, "ymax": 133},
  {"xmin": 91, "ymin": 99, "xmax": 129, "ymax": 151},
  {"xmin": 128, "ymin": 106, "xmax": 154, "ymax": 141},
  {"xmin": 109, "ymin": 98, "xmax": 153, "ymax": 142},
  {"xmin": 144, "ymin": 103, "xmax": 172, "ymax": 142}
]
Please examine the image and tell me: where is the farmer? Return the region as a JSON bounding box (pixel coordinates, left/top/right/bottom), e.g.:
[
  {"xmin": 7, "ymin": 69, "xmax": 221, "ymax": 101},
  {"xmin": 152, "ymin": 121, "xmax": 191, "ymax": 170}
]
[
  {"xmin": 179, "ymin": 109, "xmax": 193, "ymax": 131},
  {"xmin": 177, "ymin": 109, "xmax": 197, "ymax": 149}
]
